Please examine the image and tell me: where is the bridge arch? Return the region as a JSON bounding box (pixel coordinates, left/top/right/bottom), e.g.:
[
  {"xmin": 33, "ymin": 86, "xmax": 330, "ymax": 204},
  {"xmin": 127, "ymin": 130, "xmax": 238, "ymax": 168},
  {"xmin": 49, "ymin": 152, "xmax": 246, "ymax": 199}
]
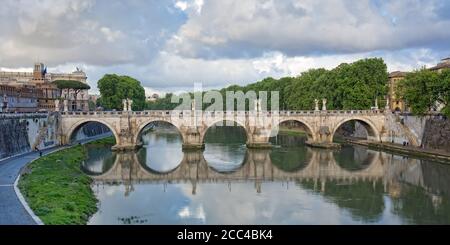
[
  {"xmin": 201, "ymin": 119, "xmax": 250, "ymax": 144},
  {"xmin": 66, "ymin": 119, "xmax": 120, "ymax": 145},
  {"xmin": 332, "ymin": 117, "xmax": 380, "ymax": 142},
  {"xmin": 134, "ymin": 119, "xmax": 184, "ymax": 146},
  {"xmin": 270, "ymin": 146, "xmax": 313, "ymax": 172},
  {"xmin": 273, "ymin": 119, "xmax": 316, "ymax": 142}
]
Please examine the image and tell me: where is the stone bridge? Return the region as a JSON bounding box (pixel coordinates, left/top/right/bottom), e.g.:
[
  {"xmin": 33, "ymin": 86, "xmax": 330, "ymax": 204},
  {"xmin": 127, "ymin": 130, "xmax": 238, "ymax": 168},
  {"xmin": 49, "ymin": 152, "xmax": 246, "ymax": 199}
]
[{"xmin": 60, "ymin": 109, "xmax": 388, "ymax": 150}]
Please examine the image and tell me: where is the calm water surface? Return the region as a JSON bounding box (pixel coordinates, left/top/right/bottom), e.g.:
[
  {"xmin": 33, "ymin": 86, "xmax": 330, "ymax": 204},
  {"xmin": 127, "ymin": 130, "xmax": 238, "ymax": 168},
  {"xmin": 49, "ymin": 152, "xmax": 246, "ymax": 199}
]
[{"xmin": 83, "ymin": 126, "xmax": 450, "ymax": 225}]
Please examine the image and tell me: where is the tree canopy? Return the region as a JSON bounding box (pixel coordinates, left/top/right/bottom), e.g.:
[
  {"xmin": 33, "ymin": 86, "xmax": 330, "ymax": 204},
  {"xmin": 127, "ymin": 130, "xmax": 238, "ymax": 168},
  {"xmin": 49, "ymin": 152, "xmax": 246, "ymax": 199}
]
[
  {"xmin": 398, "ymin": 68, "xmax": 450, "ymax": 116},
  {"xmin": 53, "ymin": 80, "xmax": 91, "ymax": 90},
  {"xmin": 145, "ymin": 58, "xmax": 389, "ymax": 111},
  {"xmin": 284, "ymin": 58, "xmax": 388, "ymax": 110},
  {"xmin": 97, "ymin": 74, "xmax": 146, "ymax": 111}
]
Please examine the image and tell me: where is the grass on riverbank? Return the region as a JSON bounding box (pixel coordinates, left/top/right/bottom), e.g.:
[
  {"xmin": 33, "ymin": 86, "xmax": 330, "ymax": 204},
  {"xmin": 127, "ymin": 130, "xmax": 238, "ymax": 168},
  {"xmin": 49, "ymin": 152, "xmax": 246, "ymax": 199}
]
[{"xmin": 18, "ymin": 137, "xmax": 116, "ymax": 225}]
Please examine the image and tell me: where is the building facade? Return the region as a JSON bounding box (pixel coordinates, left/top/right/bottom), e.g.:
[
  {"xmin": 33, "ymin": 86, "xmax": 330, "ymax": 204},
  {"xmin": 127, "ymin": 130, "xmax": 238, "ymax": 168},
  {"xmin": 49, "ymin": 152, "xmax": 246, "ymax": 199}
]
[
  {"xmin": 388, "ymin": 71, "xmax": 408, "ymax": 112},
  {"xmin": 0, "ymin": 84, "xmax": 38, "ymax": 112},
  {"xmin": 147, "ymin": 93, "xmax": 160, "ymax": 102},
  {"xmin": 0, "ymin": 63, "xmax": 89, "ymax": 112}
]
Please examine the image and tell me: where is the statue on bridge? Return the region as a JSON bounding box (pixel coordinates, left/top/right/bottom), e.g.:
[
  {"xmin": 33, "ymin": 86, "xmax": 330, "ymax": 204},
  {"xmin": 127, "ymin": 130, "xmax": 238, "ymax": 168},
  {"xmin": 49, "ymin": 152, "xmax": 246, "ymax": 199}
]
[
  {"xmin": 127, "ymin": 99, "xmax": 133, "ymax": 112},
  {"xmin": 322, "ymin": 99, "xmax": 327, "ymax": 111},
  {"xmin": 63, "ymin": 99, "xmax": 68, "ymax": 112},
  {"xmin": 123, "ymin": 99, "xmax": 127, "ymax": 112},
  {"xmin": 315, "ymin": 99, "xmax": 320, "ymax": 111},
  {"xmin": 122, "ymin": 99, "xmax": 133, "ymax": 112}
]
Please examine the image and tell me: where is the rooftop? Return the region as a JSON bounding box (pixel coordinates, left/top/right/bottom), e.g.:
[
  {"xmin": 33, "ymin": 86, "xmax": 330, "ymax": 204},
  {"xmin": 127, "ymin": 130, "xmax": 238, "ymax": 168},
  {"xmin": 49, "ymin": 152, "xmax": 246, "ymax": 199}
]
[
  {"xmin": 389, "ymin": 71, "xmax": 408, "ymax": 78},
  {"xmin": 430, "ymin": 58, "xmax": 450, "ymax": 71}
]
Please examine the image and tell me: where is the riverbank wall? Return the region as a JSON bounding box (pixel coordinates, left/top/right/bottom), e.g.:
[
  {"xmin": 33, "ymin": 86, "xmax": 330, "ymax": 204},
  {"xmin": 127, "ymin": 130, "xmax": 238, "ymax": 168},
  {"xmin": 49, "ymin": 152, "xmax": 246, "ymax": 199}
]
[
  {"xmin": 0, "ymin": 113, "xmax": 58, "ymax": 160},
  {"xmin": 0, "ymin": 113, "xmax": 111, "ymax": 161},
  {"xmin": 347, "ymin": 113, "xmax": 449, "ymax": 153}
]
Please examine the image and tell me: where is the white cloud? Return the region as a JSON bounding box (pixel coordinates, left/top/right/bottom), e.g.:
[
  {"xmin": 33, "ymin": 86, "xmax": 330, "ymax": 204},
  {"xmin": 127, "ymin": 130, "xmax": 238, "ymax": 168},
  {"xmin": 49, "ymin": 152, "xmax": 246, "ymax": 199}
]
[
  {"xmin": 175, "ymin": 0, "xmax": 204, "ymax": 14},
  {"xmin": 1, "ymin": 0, "xmax": 449, "ymax": 93},
  {"xmin": 175, "ymin": 1, "xmax": 188, "ymax": 11},
  {"xmin": 167, "ymin": 0, "xmax": 450, "ymax": 59},
  {"xmin": 100, "ymin": 27, "xmax": 124, "ymax": 42},
  {"xmin": 0, "ymin": 0, "xmax": 175, "ymax": 67},
  {"xmin": 194, "ymin": 0, "xmax": 204, "ymax": 14}
]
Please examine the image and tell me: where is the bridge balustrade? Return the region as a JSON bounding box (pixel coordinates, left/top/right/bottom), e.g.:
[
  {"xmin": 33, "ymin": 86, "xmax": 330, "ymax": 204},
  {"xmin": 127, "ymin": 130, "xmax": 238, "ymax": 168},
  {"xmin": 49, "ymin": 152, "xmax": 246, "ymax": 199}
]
[{"xmin": 59, "ymin": 109, "xmax": 386, "ymax": 118}]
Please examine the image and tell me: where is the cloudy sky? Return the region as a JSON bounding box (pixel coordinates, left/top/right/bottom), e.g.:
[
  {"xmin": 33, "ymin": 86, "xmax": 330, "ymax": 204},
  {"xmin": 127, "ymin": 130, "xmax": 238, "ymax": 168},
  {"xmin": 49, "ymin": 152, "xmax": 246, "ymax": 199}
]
[{"xmin": 1, "ymin": 0, "xmax": 449, "ymax": 95}]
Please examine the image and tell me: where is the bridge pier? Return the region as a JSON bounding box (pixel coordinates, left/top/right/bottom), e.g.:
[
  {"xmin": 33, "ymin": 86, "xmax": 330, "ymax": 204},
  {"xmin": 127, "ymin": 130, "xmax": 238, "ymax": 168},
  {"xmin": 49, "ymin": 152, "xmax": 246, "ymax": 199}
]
[
  {"xmin": 111, "ymin": 143, "xmax": 142, "ymax": 152},
  {"xmin": 182, "ymin": 143, "xmax": 205, "ymax": 150},
  {"xmin": 247, "ymin": 142, "xmax": 273, "ymax": 149},
  {"xmin": 246, "ymin": 126, "xmax": 273, "ymax": 149},
  {"xmin": 181, "ymin": 126, "xmax": 206, "ymax": 150}
]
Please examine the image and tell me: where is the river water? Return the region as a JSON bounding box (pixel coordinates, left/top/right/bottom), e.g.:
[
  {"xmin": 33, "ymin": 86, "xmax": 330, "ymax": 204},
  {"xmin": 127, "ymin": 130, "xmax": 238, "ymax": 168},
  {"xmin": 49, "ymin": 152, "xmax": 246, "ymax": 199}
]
[{"xmin": 83, "ymin": 126, "xmax": 450, "ymax": 225}]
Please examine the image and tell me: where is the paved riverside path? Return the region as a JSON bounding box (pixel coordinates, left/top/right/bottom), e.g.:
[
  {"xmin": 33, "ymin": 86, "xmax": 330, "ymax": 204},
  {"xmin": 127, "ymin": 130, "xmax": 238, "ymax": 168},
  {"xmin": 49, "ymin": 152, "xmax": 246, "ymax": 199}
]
[
  {"xmin": 0, "ymin": 134, "xmax": 112, "ymax": 225},
  {"xmin": 0, "ymin": 147, "xmax": 61, "ymax": 225}
]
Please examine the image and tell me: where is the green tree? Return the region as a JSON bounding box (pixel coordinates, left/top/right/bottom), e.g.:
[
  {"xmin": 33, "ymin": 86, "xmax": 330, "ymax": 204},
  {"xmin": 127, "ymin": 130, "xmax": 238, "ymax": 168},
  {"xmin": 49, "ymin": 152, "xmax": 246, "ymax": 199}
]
[
  {"xmin": 97, "ymin": 74, "xmax": 146, "ymax": 111},
  {"xmin": 437, "ymin": 69, "xmax": 450, "ymax": 116},
  {"xmin": 397, "ymin": 69, "xmax": 439, "ymax": 115},
  {"xmin": 284, "ymin": 58, "xmax": 388, "ymax": 110},
  {"xmin": 145, "ymin": 58, "xmax": 389, "ymax": 111},
  {"xmin": 334, "ymin": 58, "xmax": 388, "ymax": 109}
]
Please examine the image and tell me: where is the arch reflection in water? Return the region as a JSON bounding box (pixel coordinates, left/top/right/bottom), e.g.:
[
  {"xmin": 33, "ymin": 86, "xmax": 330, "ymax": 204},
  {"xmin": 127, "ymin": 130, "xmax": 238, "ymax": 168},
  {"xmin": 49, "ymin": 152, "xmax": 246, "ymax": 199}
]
[
  {"xmin": 203, "ymin": 122, "xmax": 247, "ymax": 172},
  {"xmin": 139, "ymin": 122, "xmax": 184, "ymax": 173},
  {"xmin": 83, "ymin": 131, "xmax": 450, "ymax": 224},
  {"xmin": 270, "ymin": 133, "xmax": 312, "ymax": 172},
  {"xmin": 88, "ymin": 148, "xmax": 386, "ymax": 188},
  {"xmin": 333, "ymin": 145, "xmax": 376, "ymax": 171}
]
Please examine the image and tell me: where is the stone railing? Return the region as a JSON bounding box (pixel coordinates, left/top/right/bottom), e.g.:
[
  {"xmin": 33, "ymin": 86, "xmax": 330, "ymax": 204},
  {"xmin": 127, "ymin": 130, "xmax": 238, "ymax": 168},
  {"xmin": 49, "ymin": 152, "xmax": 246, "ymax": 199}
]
[
  {"xmin": 60, "ymin": 109, "xmax": 385, "ymax": 117},
  {"xmin": 0, "ymin": 112, "xmax": 49, "ymax": 119},
  {"xmin": 278, "ymin": 109, "xmax": 385, "ymax": 116},
  {"xmin": 0, "ymin": 111, "xmax": 49, "ymax": 115}
]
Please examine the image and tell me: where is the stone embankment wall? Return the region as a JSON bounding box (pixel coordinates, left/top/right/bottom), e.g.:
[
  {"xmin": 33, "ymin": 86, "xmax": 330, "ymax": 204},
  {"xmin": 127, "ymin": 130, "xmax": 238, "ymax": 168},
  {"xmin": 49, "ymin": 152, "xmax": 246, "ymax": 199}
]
[
  {"xmin": 0, "ymin": 113, "xmax": 58, "ymax": 159},
  {"xmin": 340, "ymin": 113, "xmax": 449, "ymax": 153},
  {"xmin": 384, "ymin": 113, "xmax": 450, "ymax": 152},
  {"xmin": 383, "ymin": 113, "xmax": 427, "ymax": 146},
  {"xmin": 422, "ymin": 116, "xmax": 450, "ymax": 152}
]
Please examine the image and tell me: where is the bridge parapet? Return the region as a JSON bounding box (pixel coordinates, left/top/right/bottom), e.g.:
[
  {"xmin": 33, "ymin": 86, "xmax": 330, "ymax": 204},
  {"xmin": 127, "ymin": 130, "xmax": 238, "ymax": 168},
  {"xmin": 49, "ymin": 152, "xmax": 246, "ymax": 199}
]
[{"xmin": 61, "ymin": 109, "xmax": 385, "ymax": 117}]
